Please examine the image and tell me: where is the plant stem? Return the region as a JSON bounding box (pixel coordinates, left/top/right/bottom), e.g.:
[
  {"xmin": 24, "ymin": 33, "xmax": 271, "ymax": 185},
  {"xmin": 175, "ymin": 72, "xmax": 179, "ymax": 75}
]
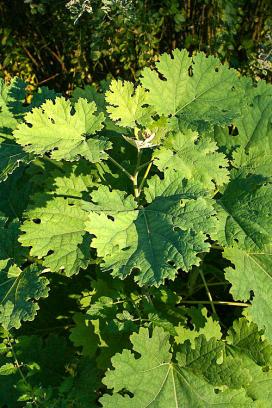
[
  {"xmin": 138, "ymin": 160, "xmax": 153, "ymax": 194},
  {"xmin": 8, "ymin": 337, "xmax": 26, "ymax": 383},
  {"xmin": 137, "ymin": 160, "xmax": 153, "ymax": 172},
  {"xmin": 108, "ymin": 155, "xmax": 133, "ymax": 180},
  {"xmin": 8, "ymin": 336, "xmax": 38, "ymax": 406},
  {"xmin": 199, "ymin": 268, "xmax": 217, "ymax": 315},
  {"xmin": 178, "ymin": 300, "xmax": 250, "ymax": 307}
]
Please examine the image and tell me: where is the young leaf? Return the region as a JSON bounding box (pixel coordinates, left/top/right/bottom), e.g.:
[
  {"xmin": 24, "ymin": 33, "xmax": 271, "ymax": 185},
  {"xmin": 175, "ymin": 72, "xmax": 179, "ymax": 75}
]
[
  {"xmin": 154, "ymin": 130, "xmax": 229, "ymax": 191},
  {"xmin": 105, "ymin": 80, "xmax": 153, "ymax": 127}
]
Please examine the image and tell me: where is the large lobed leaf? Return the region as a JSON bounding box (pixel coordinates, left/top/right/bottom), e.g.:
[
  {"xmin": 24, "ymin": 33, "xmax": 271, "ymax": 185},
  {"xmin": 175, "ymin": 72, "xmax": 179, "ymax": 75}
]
[
  {"xmin": 213, "ymin": 172, "xmax": 272, "ymax": 339},
  {"xmin": 85, "ymin": 170, "xmax": 217, "ymax": 286},
  {"xmin": 140, "ymin": 49, "xmax": 244, "ymax": 130},
  {"xmin": 101, "ymin": 327, "xmax": 251, "ymax": 407}
]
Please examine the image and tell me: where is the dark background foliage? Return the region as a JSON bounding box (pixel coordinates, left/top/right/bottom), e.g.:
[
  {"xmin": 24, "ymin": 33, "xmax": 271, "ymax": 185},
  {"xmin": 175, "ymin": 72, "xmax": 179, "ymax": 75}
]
[{"xmin": 0, "ymin": 0, "xmax": 271, "ymax": 94}]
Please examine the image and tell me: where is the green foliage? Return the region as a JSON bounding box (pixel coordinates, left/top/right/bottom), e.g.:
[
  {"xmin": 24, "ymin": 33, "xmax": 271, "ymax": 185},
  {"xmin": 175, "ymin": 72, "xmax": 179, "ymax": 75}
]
[{"xmin": 0, "ymin": 49, "xmax": 272, "ymax": 406}]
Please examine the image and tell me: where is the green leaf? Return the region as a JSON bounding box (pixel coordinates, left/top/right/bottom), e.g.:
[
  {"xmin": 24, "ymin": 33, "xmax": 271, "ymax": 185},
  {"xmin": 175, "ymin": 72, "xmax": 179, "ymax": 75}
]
[
  {"xmin": 85, "ymin": 170, "xmax": 216, "ymax": 286},
  {"xmin": 154, "ymin": 130, "xmax": 229, "ymax": 191},
  {"xmin": 19, "ymin": 196, "xmax": 90, "ymax": 276},
  {"xmin": 69, "ymin": 313, "xmax": 99, "ymax": 357},
  {"xmin": 232, "ymin": 147, "xmax": 272, "ymax": 179},
  {"xmin": 29, "ymin": 86, "xmax": 59, "ymax": 110},
  {"xmin": 0, "ymin": 77, "xmax": 26, "ymax": 117},
  {"xmin": 14, "ymin": 97, "xmax": 110, "ymax": 162},
  {"xmin": 0, "ymin": 217, "xmax": 26, "ymax": 269},
  {"xmin": 226, "ymin": 318, "xmax": 272, "ymax": 366},
  {"xmin": 58, "ymin": 358, "xmax": 99, "ymax": 408},
  {"xmin": 72, "ymin": 84, "xmax": 106, "ymax": 112},
  {"xmin": 231, "ymin": 90, "xmax": 272, "ymax": 178},
  {"xmin": 224, "ymin": 246, "xmax": 272, "ymax": 341},
  {"xmin": 177, "ymin": 335, "xmax": 222, "ymax": 371},
  {"xmin": 179, "ymin": 335, "xmax": 251, "ymax": 390},
  {"xmin": 141, "ymin": 49, "xmax": 243, "ymax": 129},
  {"xmin": 234, "ymin": 93, "xmax": 272, "ymax": 152},
  {"xmin": 225, "ymin": 318, "xmax": 272, "ymax": 404},
  {"xmin": 0, "ymin": 78, "xmax": 24, "ymax": 140},
  {"xmin": 0, "ymin": 264, "xmax": 49, "ymax": 330},
  {"xmin": 43, "ymin": 161, "xmax": 98, "ymax": 199},
  {"xmin": 0, "ymin": 142, "xmax": 33, "ymax": 183},
  {"xmin": 105, "ymin": 80, "xmax": 153, "ymax": 127},
  {"xmin": 0, "ymin": 167, "xmax": 35, "ymax": 219},
  {"xmin": 175, "ymin": 308, "xmax": 222, "ymax": 345},
  {"xmin": 101, "ymin": 327, "xmax": 251, "ymax": 407},
  {"xmin": 0, "ymin": 363, "xmax": 16, "ymax": 376},
  {"xmin": 214, "ymin": 174, "xmax": 272, "ymax": 249}
]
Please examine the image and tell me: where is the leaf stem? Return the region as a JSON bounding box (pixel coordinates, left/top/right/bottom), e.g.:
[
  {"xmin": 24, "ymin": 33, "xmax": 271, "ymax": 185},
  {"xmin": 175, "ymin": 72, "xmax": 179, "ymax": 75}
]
[
  {"xmin": 184, "ymin": 281, "xmax": 229, "ymax": 298},
  {"xmin": 137, "ymin": 160, "xmax": 153, "ymax": 172},
  {"xmin": 108, "ymin": 155, "xmax": 133, "ymax": 180},
  {"xmin": 178, "ymin": 300, "xmax": 250, "ymax": 307},
  {"xmin": 199, "ymin": 268, "xmax": 217, "ymax": 315},
  {"xmin": 138, "ymin": 160, "xmax": 153, "ymax": 194}
]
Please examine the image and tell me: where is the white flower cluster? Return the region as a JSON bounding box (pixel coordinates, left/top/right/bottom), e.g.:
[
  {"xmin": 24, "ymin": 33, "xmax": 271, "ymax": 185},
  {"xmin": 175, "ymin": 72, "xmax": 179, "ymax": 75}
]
[{"xmin": 66, "ymin": 0, "xmax": 134, "ymax": 23}]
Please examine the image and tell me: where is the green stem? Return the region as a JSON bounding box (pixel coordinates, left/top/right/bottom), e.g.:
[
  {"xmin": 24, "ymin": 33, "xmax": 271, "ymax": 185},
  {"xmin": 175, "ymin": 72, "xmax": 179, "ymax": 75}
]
[
  {"xmin": 178, "ymin": 300, "xmax": 250, "ymax": 307},
  {"xmin": 182, "ymin": 281, "xmax": 229, "ymax": 300},
  {"xmin": 199, "ymin": 268, "xmax": 217, "ymax": 315},
  {"xmin": 108, "ymin": 155, "xmax": 133, "ymax": 180},
  {"xmin": 138, "ymin": 160, "xmax": 153, "ymax": 194},
  {"xmin": 137, "ymin": 160, "xmax": 153, "ymax": 172},
  {"xmin": 8, "ymin": 336, "xmax": 38, "ymax": 406},
  {"xmin": 8, "ymin": 337, "xmax": 26, "ymax": 383}
]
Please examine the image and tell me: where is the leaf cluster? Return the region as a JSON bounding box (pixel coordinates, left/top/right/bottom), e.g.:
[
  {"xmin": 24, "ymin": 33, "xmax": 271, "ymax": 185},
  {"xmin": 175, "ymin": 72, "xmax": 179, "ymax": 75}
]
[{"xmin": 0, "ymin": 49, "xmax": 272, "ymax": 406}]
